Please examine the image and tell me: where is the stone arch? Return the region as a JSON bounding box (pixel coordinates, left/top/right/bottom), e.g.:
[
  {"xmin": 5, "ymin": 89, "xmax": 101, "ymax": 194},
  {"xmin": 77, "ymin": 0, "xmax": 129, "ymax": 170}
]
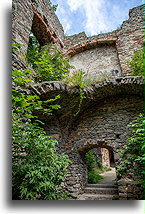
[{"xmin": 77, "ymin": 141, "xmax": 117, "ymax": 185}]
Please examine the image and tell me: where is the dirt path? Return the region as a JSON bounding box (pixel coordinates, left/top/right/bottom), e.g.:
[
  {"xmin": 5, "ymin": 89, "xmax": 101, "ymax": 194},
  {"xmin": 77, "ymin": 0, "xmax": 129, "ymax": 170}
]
[{"xmin": 98, "ymin": 168, "xmax": 117, "ymax": 184}]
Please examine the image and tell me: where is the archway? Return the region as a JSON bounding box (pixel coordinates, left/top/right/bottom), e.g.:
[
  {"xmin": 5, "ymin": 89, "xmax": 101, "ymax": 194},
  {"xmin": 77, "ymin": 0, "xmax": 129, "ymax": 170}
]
[{"xmin": 77, "ymin": 142, "xmax": 117, "ymax": 187}]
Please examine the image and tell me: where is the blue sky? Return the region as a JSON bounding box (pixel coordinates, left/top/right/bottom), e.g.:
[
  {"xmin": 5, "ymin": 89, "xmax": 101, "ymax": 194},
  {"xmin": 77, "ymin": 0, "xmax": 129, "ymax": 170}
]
[{"xmin": 51, "ymin": 0, "xmax": 144, "ymax": 36}]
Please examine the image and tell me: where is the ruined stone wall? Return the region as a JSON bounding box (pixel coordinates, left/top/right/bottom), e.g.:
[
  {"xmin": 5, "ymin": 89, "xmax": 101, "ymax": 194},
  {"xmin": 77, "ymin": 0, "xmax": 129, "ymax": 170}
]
[
  {"xmin": 116, "ymin": 5, "xmax": 144, "ymax": 75},
  {"xmin": 60, "ymin": 95, "xmax": 143, "ymax": 195},
  {"xmin": 69, "ymin": 43, "xmax": 122, "ymax": 77},
  {"xmin": 12, "ymin": 0, "xmax": 64, "ymax": 55},
  {"xmin": 64, "ymin": 5, "xmax": 144, "ymax": 76}
]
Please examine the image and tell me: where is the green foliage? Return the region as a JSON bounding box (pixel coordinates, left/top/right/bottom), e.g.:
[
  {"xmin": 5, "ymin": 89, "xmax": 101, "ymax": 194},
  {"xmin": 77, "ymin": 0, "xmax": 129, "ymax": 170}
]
[
  {"xmin": 63, "ymin": 70, "xmax": 112, "ymax": 116},
  {"xmin": 86, "ymin": 150, "xmax": 104, "ymax": 184},
  {"xmin": 12, "ymin": 68, "xmax": 70, "ymax": 200},
  {"xmin": 12, "ymin": 43, "xmax": 22, "ymax": 52},
  {"xmin": 26, "ymin": 38, "xmax": 71, "ymax": 82},
  {"xmin": 127, "ymin": 49, "xmax": 144, "ymax": 76},
  {"xmin": 63, "ymin": 70, "xmax": 93, "ymax": 88},
  {"xmin": 48, "ymin": 0, "xmax": 58, "ymax": 11},
  {"xmin": 117, "ymin": 114, "xmax": 145, "ymax": 190},
  {"xmin": 12, "ymin": 124, "xmax": 70, "ymax": 200},
  {"xmin": 26, "ymin": 33, "xmax": 40, "ymax": 68},
  {"xmin": 63, "ymin": 70, "xmax": 93, "ymax": 115}
]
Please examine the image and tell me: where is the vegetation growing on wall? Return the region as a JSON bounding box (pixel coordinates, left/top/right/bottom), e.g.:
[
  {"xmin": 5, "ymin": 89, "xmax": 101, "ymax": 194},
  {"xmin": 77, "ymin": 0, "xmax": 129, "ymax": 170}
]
[
  {"xmin": 117, "ymin": 114, "xmax": 145, "ymax": 198},
  {"xmin": 12, "ymin": 44, "xmax": 71, "ymax": 200},
  {"xmin": 48, "ymin": 0, "xmax": 58, "ymax": 12},
  {"xmin": 26, "ymin": 34, "xmax": 71, "ymax": 82},
  {"xmin": 127, "ymin": 49, "xmax": 144, "ymax": 76}
]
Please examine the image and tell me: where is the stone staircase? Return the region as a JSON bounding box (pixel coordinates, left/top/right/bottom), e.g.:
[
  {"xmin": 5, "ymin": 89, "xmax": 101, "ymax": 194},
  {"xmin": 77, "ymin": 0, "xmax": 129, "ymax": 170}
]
[{"xmin": 77, "ymin": 184, "xmax": 119, "ymax": 200}]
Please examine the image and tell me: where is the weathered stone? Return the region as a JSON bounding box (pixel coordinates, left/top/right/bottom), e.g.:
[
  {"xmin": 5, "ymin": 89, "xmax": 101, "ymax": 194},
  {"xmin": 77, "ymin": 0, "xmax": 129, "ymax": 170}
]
[{"xmin": 12, "ymin": 0, "xmax": 144, "ymax": 200}]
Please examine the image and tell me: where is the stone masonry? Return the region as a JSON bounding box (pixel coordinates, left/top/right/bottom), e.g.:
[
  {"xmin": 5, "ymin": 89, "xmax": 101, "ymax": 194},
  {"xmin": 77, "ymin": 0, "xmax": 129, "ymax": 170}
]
[{"xmin": 12, "ymin": 0, "xmax": 144, "ymax": 199}]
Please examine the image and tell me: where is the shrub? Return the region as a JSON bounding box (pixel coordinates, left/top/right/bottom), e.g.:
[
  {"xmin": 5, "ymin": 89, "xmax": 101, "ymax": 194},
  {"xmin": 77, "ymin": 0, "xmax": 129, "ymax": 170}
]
[
  {"xmin": 127, "ymin": 49, "xmax": 144, "ymax": 76},
  {"xmin": 86, "ymin": 150, "xmax": 103, "ymax": 184},
  {"xmin": 12, "ymin": 68, "xmax": 70, "ymax": 200},
  {"xmin": 26, "ymin": 39, "xmax": 72, "ymax": 82},
  {"xmin": 117, "ymin": 114, "xmax": 145, "ymax": 197}
]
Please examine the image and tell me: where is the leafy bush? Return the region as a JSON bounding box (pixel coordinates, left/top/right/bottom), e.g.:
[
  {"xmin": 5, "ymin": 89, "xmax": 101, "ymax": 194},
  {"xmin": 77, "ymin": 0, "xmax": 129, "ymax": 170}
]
[
  {"xmin": 88, "ymin": 171, "xmax": 103, "ymax": 184},
  {"xmin": 12, "ymin": 123, "xmax": 70, "ymax": 200},
  {"xmin": 127, "ymin": 49, "xmax": 144, "ymax": 76},
  {"xmin": 26, "ymin": 37, "xmax": 72, "ymax": 82},
  {"xmin": 117, "ymin": 114, "xmax": 145, "ymax": 191},
  {"xmin": 12, "ymin": 68, "xmax": 70, "ymax": 200},
  {"xmin": 86, "ymin": 150, "xmax": 103, "ymax": 184}
]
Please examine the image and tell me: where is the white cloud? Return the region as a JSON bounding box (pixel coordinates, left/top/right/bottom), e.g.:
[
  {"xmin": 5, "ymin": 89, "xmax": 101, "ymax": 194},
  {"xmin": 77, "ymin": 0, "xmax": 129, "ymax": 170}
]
[
  {"xmin": 62, "ymin": 18, "xmax": 71, "ymax": 33},
  {"xmin": 56, "ymin": 4, "xmax": 72, "ymax": 34},
  {"xmin": 66, "ymin": 0, "xmax": 128, "ymax": 36}
]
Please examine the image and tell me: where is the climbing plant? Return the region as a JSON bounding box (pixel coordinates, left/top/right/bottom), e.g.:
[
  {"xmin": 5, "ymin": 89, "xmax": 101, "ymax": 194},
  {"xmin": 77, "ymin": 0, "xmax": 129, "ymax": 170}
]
[{"xmin": 63, "ymin": 70, "xmax": 93, "ymax": 115}]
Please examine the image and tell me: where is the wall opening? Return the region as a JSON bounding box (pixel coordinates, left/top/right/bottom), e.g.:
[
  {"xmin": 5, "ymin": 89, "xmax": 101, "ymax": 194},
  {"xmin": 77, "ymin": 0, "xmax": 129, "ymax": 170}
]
[
  {"xmin": 78, "ymin": 142, "xmax": 117, "ymax": 186},
  {"xmin": 85, "ymin": 147, "xmax": 116, "ymax": 185}
]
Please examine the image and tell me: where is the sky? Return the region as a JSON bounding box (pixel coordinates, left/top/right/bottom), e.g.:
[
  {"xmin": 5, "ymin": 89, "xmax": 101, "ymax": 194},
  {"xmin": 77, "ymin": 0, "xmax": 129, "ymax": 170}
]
[{"xmin": 51, "ymin": 0, "xmax": 144, "ymax": 36}]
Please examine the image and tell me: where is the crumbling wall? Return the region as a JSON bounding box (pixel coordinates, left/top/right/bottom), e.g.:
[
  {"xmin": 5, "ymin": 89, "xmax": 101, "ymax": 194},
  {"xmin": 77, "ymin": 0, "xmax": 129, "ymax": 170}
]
[
  {"xmin": 116, "ymin": 5, "xmax": 144, "ymax": 75},
  {"xmin": 64, "ymin": 5, "xmax": 144, "ymax": 76},
  {"xmin": 12, "ymin": 0, "xmax": 64, "ymax": 55},
  {"xmin": 69, "ymin": 43, "xmax": 122, "ymax": 77}
]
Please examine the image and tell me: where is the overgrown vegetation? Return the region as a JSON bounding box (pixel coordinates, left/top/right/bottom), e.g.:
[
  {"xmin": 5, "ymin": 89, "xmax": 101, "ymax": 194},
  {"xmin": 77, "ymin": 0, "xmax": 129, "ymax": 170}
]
[
  {"xmin": 12, "ymin": 44, "xmax": 71, "ymax": 200},
  {"xmin": 127, "ymin": 49, "xmax": 144, "ymax": 76},
  {"xmin": 117, "ymin": 114, "xmax": 145, "ymax": 197},
  {"xmin": 26, "ymin": 34, "xmax": 71, "ymax": 82},
  {"xmin": 86, "ymin": 149, "xmax": 111, "ymax": 184},
  {"xmin": 63, "ymin": 70, "xmax": 112, "ymax": 115}
]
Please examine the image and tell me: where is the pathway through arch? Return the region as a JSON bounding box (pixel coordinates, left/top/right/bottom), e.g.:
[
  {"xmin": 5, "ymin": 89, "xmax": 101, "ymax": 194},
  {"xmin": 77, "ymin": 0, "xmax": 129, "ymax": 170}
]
[
  {"xmin": 77, "ymin": 168, "xmax": 119, "ymax": 200},
  {"xmin": 98, "ymin": 167, "xmax": 117, "ymax": 185}
]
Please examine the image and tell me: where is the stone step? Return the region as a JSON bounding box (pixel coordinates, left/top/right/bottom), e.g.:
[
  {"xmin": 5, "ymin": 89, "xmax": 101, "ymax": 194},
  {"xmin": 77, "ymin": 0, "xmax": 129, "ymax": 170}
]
[
  {"xmin": 86, "ymin": 184, "xmax": 118, "ymax": 189},
  {"xmin": 78, "ymin": 193, "xmax": 119, "ymax": 200},
  {"xmin": 84, "ymin": 187, "xmax": 118, "ymax": 195}
]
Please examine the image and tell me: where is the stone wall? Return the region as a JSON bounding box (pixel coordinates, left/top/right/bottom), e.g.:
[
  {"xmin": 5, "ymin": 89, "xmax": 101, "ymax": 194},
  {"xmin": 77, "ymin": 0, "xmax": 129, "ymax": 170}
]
[
  {"xmin": 65, "ymin": 5, "xmax": 144, "ymax": 76},
  {"xmin": 12, "ymin": 0, "xmax": 64, "ymax": 55},
  {"xmin": 69, "ymin": 43, "xmax": 122, "ymax": 77},
  {"xmin": 31, "ymin": 77, "xmax": 143, "ymax": 198},
  {"xmin": 12, "ymin": 0, "xmax": 144, "ymax": 199},
  {"xmin": 62, "ymin": 95, "xmax": 143, "ymax": 196},
  {"xmin": 116, "ymin": 5, "xmax": 144, "ymax": 75}
]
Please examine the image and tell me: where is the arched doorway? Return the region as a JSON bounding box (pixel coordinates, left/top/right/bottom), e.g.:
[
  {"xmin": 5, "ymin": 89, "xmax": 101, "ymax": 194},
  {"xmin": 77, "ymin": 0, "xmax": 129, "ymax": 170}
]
[{"xmin": 78, "ymin": 145, "xmax": 117, "ymax": 186}]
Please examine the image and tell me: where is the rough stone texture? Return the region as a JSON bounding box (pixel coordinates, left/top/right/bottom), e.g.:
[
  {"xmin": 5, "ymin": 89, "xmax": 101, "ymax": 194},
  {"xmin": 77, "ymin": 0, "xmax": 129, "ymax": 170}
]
[
  {"xmin": 30, "ymin": 77, "xmax": 143, "ymax": 199},
  {"xmin": 65, "ymin": 5, "xmax": 144, "ymax": 76},
  {"xmin": 116, "ymin": 5, "xmax": 144, "ymax": 75},
  {"xmin": 12, "ymin": 0, "xmax": 144, "ymax": 200},
  {"xmin": 12, "ymin": 0, "xmax": 64, "ymax": 55},
  {"xmin": 69, "ymin": 43, "xmax": 122, "ymax": 77}
]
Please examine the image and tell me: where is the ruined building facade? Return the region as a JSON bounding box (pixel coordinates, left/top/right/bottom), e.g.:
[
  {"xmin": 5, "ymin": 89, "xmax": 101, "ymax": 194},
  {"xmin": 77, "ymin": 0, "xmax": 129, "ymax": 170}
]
[{"xmin": 12, "ymin": 0, "xmax": 144, "ymax": 199}]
